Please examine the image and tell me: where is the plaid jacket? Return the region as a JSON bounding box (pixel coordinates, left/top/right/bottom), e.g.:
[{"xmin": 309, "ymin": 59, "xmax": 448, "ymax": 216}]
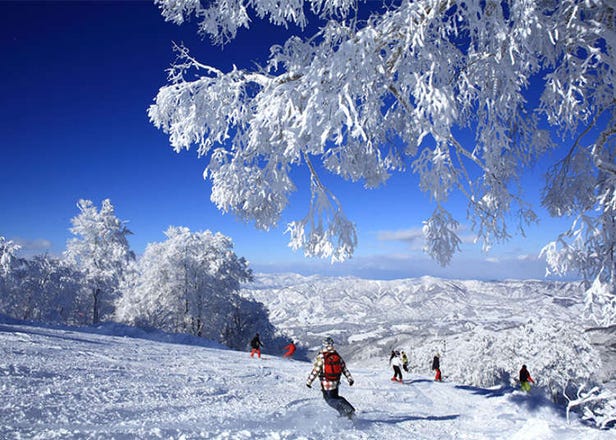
[{"xmin": 306, "ymin": 346, "xmax": 353, "ymax": 391}]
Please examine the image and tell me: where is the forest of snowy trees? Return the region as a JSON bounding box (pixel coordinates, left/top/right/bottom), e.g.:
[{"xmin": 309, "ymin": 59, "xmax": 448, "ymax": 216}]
[{"xmin": 0, "ymin": 199, "xmax": 281, "ymax": 350}]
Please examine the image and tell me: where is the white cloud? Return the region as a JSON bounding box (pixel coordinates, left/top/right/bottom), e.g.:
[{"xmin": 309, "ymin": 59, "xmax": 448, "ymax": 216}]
[
  {"xmin": 459, "ymin": 233, "xmax": 478, "ymax": 245},
  {"xmin": 253, "ymin": 250, "xmax": 571, "ymax": 281},
  {"xmin": 377, "ymin": 228, "xmax": 424, "ymax": 243},
  {"xmin": 377, "ymin": 224, "xmax": 478, "ymax": 249},
  {"xmin": 516, "ymin": 254, "xmax": 538, "ymax": 261},
  {"xmin": 12, "ymin": 237, "xmax": 53, "ymax": 256}
]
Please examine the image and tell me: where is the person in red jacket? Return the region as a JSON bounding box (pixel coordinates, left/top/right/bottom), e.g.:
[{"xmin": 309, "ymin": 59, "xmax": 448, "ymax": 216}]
[
  {"xmin": 283, "ymin": 340, "xmax": 297, "ymax": 358},
  {"xmin": 519, "ymin": 364, "xmax": 535, "ymax": 392}
]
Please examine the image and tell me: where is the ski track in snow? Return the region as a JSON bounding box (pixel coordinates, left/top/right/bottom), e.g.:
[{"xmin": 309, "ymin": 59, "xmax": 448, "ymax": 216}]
[{"xmin": 1, "ymin": 322, "xmax": 612, "ymax": 440}]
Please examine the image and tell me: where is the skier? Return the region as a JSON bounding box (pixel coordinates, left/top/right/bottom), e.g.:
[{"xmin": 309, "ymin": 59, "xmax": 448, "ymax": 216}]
[
  {"xmin": 249, "ymin": 333, "xmax": 264, "ymax": 359},
  {"xmin": 389, "ymin": 350, "xmax": 404, "ymax": 383},
  {"xmin": 306, "ymin": 336, "xmax": 355, "ymax": 419},
  {"xmin": 432, "ymin": 353, "xmax": 442, "ymax": 382},
  {"xmin": 401, "ymin": 351, "xmax": 409, "ymax": 372},
  {"xmin": 519, "ymin": 364, "xmax": 535, "ymax": 392},
  {"xmin": 283, "ymin": 340, "xmax": 296, "ymax": 359}
]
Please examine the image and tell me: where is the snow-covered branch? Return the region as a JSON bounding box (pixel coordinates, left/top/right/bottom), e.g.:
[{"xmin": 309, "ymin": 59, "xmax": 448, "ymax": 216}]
[
  {"xmin": 155, "ymin": 0, "xmax": 357, "ymax": 45},
  {"xmin": 0, "ymin": 236, "xmax": 21, "ymax": 276},
  {"xmin": 565, "ymin": 384, "xmax": 616, "ymax": 429},
  {"xmin": 150, "ymin": 0, "xmax": 616, "ymax": 282}
]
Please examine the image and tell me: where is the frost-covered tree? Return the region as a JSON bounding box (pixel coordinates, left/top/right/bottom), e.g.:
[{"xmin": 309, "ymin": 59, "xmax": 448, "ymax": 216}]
[
  {"xmin": 542, "ymin": 218, "xmax": 616, "ymax": 326},
  {"xmin": 221, "ymin": 295, "xmax": 280, "ymax": 350},
  {"xmin": 65, "ymin": 199, "xmax": 134, "ymax": 324},
  {"xmin": 0, "ymin": 236, "xmax": 23, "ymax": 317},
  {"xmin": 431, "ymin": 318, "xmax": 616, "ymax": 428},
  {"xmin": 440, "ymin": 319, "xmax": 602, "ymax": 401},
  {"xmin": 0, "ymin": 236, "xmax": 20, "ymax": 276},
  {"xmin": 0, "ymin": 238, "xmax": 86, "ymax": 324},
  {"xmin": 12, "ymin": 255, "xmax": 85, "ymax": 324},
  {"xmin": 116, "ymin": 226, "xmax": 255, "ymax": 347},
  {"xmin": 149, "ymin": 1, "xmax": 615, "ymax": 317},
  {"xmin": 564, "ymin": 384, "xmax": 616, "ymax": 429}
]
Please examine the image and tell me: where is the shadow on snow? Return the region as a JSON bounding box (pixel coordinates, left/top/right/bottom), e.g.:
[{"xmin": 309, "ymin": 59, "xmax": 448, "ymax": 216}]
[
  {"xmin": 406, "ymin": 378, "xmax": 433, "ymax": 384},
  {"xmin": 358, "ymin": 413, "xmax": 460, "ymax": 425},
  {"xmin": 454, "ymin": 384, "xmax": 515, "ymax": 398},
  {"xmin": 508, "ymin": 390, "xmax": 562, "ymax": 414},
  {"xmin": 456, "ymin": 383, "xmax": 566, "ymax": 419}
]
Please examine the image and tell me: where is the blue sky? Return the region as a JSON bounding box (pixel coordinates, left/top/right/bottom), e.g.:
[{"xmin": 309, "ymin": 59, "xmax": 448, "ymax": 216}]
[{"xmin": 1, "ymin": 1, "xmax": 576, "ymax": 281}]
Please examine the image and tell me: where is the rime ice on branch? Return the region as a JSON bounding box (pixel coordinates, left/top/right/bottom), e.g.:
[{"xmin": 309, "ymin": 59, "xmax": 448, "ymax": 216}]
[{"xmin": 149, "ymin": 0, "xmax": 615, "ymax": 313}]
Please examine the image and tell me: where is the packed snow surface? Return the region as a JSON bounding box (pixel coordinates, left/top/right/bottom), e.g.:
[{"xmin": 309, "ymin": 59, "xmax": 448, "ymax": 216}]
[{"xmin": 1, "ymin": 320, "xmax": 612, "ymax": 439}]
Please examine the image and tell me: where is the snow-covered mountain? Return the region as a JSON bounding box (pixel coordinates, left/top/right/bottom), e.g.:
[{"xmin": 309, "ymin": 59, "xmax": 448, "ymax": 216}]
[
  {"xmin": 241, "ymin": 274, "xmax": 587, "ymax": 359},
  {"xmin": 241, "ymin": 272, "xmax": 616, "ymax": 421},
  {"xmin": 1, "ymin": 319, "xmax": 612, "ymax": 439}
]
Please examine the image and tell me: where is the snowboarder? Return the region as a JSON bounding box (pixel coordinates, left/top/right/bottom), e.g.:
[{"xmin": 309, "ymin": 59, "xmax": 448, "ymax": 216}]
[
  {"xmin": 306, "ymin": 336, "xmax": 355, "ymax": 419},
  {"xmin": 249, "ymin": 333, "xmax": 264, "ymax": 359},
  {"xmin": 283, "ymin": 340, "xmax": 296, "ymax": 359},
  {"xmin": 389, "ymin": 350, "xmax": 404, "ymax": 383},
  {"xmin": 519, "ymin": 364, "xmax": 535, "ymax": 392},
  {"xmin": 401, "ymin": 351, "xmax": 409, "ymax": 372},
  {"xmin": 432, "ymin": 353, "xmax": 442, "ymax": 382}
]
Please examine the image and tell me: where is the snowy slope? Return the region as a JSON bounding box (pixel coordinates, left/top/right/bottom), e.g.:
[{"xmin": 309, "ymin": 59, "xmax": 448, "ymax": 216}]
[{"xmin": 1, "ymin": 320, "xmax": 612, "ymax": 439}]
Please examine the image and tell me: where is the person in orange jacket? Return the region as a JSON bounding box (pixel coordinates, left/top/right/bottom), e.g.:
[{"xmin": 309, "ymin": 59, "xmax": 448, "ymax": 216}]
[{"xmin": 283, "ymin": 340, "xmax": 297, "ymax": 358}]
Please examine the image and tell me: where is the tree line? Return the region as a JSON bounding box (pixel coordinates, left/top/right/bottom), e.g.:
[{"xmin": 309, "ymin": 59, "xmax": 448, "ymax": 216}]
[{"xmin": 0, "ymin": 199, "xmax": 282, "ymax": 351}]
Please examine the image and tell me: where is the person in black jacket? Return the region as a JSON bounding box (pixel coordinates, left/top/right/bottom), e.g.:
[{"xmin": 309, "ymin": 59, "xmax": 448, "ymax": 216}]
[
  {"xmin": 249, "ymin": 333, "xmax": 264, "ymax": 359},
  {"xmin": 519, "ymin": 364, "xmax": 534, "ymax": 392},
  {"xmin": 432, "ymin": 353, "xmax": 442, "ymax": 381}
]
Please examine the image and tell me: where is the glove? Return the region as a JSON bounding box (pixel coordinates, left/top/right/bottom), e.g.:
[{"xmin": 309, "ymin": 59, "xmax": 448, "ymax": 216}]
[
  {"xmin": 306, "ymin": 383, "xmax": 312, "ymax": 388},
  {"xmin": 349, "ymin": 379, "xmax": 354, "ymax": 386}
]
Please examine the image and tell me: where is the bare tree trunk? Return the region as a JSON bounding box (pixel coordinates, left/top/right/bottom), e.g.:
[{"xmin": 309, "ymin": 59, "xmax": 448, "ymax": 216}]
[{"xmin": 92, "ymin": 287, "xmax": 100, "ymax": 324}]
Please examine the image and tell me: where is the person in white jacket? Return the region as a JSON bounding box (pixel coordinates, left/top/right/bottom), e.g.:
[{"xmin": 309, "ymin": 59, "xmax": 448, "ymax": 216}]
[{"xmin": 389, "ymin": 350, "xmax": 403, "ymax": 383}]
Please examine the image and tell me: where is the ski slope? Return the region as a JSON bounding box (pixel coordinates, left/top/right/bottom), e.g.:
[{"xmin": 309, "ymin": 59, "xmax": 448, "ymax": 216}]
[{"xmin": 1, "ymin": 320, "xmax": 611, "ymax": 439}]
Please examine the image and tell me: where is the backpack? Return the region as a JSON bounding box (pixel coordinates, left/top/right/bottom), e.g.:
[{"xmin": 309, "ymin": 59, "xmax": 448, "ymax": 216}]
[{"xmin": 322, "ymin": 351, "xmax": 342, "ymax": 381}]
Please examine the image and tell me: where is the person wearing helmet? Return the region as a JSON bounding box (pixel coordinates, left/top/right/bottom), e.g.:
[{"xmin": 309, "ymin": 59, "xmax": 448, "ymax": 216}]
[{"xmin": 306, "ymin": 336, "xmax": 355, "ymax": 418}]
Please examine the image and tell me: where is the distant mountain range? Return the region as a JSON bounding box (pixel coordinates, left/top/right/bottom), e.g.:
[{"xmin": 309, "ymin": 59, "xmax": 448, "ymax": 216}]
[{"xmin": 241, "ymin": 273, "xmax": 587, "ymax": 363}]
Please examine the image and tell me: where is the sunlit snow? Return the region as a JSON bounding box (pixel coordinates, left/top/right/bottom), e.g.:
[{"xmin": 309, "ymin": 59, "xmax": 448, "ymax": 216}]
[
  {"xmin": 2, "ymin": 274, "xmax": 614, "ymax": 440},
  {"xmin": 0, "ymin": 320, "xmax": 610, "ymax": 439}
]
